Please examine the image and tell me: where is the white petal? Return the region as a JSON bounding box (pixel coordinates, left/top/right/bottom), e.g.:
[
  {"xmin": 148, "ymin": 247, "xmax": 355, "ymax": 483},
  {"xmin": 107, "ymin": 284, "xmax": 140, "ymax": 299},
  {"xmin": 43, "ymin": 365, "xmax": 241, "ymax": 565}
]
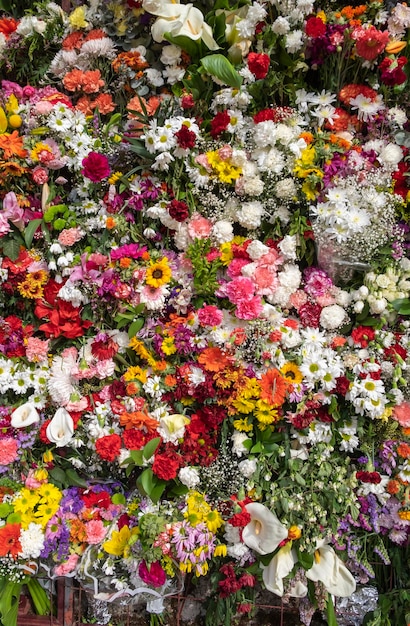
[
  {"xmin": 46, "ymin": 408, "xmax": 74, "ymax": 447},
  {"xmin": 262, "ymin": 543, "xmax": 297, "ymax": 596},
  {"xmin": 11, "ymin": 403, "xmax": 40, "ymax": 428},
  {"xmin": 306, "ymin": 545, "xmax": 356, "ymax": 597},
  {"xmin": 243, "ymin": 503, "xmax": 288, "ymax": 555}
]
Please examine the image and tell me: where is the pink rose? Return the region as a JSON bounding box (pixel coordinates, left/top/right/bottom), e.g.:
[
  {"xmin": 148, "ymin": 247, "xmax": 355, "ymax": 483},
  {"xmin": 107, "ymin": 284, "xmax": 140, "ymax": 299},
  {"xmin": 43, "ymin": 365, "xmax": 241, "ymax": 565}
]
[
  {"xmin": 81, "ymin": 152, "xmax": 111, "ymax": 182},
  {"xmin": 138, "ymin": 560, "xmax": 166, "ymax": 587}
]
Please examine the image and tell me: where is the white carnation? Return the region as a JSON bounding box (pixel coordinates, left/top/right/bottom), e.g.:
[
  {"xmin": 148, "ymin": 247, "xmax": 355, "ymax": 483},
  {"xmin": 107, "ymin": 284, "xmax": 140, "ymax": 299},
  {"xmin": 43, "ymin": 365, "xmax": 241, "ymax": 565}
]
[
  {"xmin": 212, "ymin": 220, "xmax": 234, "ymax": 244},
  {"xmin": 179, "ymin": 466, "xmax": 200, "ymax": 489},
  {"xmin": 238, "ymin": 458, "xmax": 257, "ymax": 478},
  {"xmin": 236, "ymin": 201, "xmax": 264, "ymax": 229},
  {"xmin": 320, "ymin": 304, "xmax": 348, "ymax": 330}
]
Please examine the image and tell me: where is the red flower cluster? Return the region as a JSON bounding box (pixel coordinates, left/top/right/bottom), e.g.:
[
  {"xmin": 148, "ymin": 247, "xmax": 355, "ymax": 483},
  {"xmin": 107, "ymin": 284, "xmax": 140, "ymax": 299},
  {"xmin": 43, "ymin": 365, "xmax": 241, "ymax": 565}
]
[
  {"xmin": 81, "ymin": 152, "xmax": 111, "ymax": 182},
  {"xmin": 305, "ymin": 16, "xmax": 327, "ymax": 37},
  {"xmin": 379, "ymin": 56, "xmax": 408, "ymax": 86},
  {"xmin": 356, "ymin": 471, "xmax": 382, "ymax": 484},
  {"xmin": 210, "ymin": 111, "xmax": 230, "ymax": 138},
  {"xmin": 247, "ymin": 52, "xmax": 270, "ymax": 79}
]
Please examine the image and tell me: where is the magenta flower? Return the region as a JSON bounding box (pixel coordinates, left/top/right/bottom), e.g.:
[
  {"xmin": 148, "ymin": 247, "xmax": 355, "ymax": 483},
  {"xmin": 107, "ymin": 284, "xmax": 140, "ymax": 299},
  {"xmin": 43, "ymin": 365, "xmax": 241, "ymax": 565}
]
[
  {"xmin": 138, "ymin": 560, "xmax": 167, "ymax": 587},
  {"xmin": 81, "ymin": 152, "xmax": 111, "ymax": 182}
]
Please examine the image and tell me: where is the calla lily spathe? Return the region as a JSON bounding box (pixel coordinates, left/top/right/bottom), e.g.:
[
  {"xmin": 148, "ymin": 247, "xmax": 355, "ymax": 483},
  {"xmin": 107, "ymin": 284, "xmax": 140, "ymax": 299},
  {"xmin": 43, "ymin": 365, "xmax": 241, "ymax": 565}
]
[
  {"xmin": 243, "ymin": 503, "xmax": 356, "ymax": 598},
  {"xmin": 242, "ymin": 502, "xmax": 288, "ymax": 555},
  {"xmin": 46, "ymin": 407, "xmax": 74, "ymax": 447},
  {"xmin": 11, "ymin": 402, "xmax": 40, "ymax": 428},
  {"xmin": 142, "ymin": 0, "xmax": 219, "ymax": 50}
]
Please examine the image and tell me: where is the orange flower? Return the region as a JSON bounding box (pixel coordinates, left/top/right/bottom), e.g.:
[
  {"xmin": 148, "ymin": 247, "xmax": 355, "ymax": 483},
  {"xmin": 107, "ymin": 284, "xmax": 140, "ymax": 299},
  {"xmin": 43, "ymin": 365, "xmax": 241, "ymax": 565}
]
[
  {"xmin": 126, "ymin": 382, "xmax": 139, "ymax": 395},
  {"xmin": 119, "ymin": 411, "xmax": 159, "ymax": 433},
  {"xmin": 387, "ymin": 480, "xmax": 400, "ymax": 495},
  {"xmin": 0, "ymin": 17, "xmax": 18, "ymax": 38},
  {"xmin": 397, "ymin": 443, "xmax": 410, "ymax": 459},
  {"xmin": 106, "ymin": 217, "xmax": 116, "ymax": 229},
  {"xmin": 82, "ymin": 70, "xmax": 105, "ymax": 94},
  {"xmin": 0, "ymin": 131, "xmax": 28, "ymax": 159},
  {"xmin": 119, "ymin": 257, "xmax": 132, "ymax": 269},
  {"xmin": 198, "ymin": 347, "xmax": 231, "ymax": 372},
  {"xmin": 75, "ymin": 96, "xmax": 94, "ymax": 116},
  {"xmin": 93, "ymin": 93, "xmax": 116, "ymax": 114},
  {"xmin": 84, "ymin": 29, "xmax": 107, "ymax": 42},
  {"xmin": 0, "ymin": 523, "xmax": 22, "ymax": 558},
  {"xmin": 63, "ymin": 69, "xmax": 85, "ymax": 92},
  {"xmin": 112, "ymin": 50, "xmax": 149, "ymax": 72},
  {"xmin": 300, "ymin": 131, "xmax": 314, "ymax": 144},
  {"xmin": 153, "ymin": 360, "xmax": 167, "ymax": 372},
  {"xmin": 259, "ymin": 368, "xmax": 288, "ymax": 407},
  {"xmin": 62, "ymin": 31, "xmax": 84, "ymax": 50},
  {"xmin": 164, "ymin": 374, "xmax": 177, "ymax": 387},
  {"xmin": 69, "ymin": 518, "xmax": 87, "ymax": 543},
  {"xmin": 0, "ymin": 160, "xmax": 27, "ymax": 178},
  {"xmin": 331, "ymin": 336, "xmax": 347, "ymax": 348}
]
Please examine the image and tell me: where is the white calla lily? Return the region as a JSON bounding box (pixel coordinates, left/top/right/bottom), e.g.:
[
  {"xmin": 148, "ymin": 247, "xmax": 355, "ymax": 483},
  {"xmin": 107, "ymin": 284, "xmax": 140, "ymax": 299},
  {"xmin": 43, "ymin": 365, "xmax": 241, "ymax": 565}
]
[
  {"xmin": 143, "ymin": 0, "xmax": 219, "ymax": 50},
  {"xmin": 262, "ymin": 542, "xmax": 307, "ymax": 597},
  {"xmin": 11, "ymin": 403, "xmax": 40, "ymax": 428},
  {"xmin": 242, "ymin": 502, "xmax": 288, "ymax": 555},
  {"xmin": 46, "ymin": 408, "xmax": 74, "ymax": 447},
  {"xmin": 306, "ymin": 541, "xmax": 356, "ymax": 597}
]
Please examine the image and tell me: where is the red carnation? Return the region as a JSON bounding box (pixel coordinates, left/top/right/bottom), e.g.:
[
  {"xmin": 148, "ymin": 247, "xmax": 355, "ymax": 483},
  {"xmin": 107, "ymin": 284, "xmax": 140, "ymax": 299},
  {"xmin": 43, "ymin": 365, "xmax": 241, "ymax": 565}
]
[
  {"xmin": 152, "ymin": 451, "xmax": 181, "ymax": 480},
  {"xmin": 351, "ymin": 326, "xmax": 376, "ymax": 348},
  {"xmin": 95, "ymin": 434, "xmax": 122, "ymax": 462},
  {"xmin": 81, "ymin": 152, "xmax": 111, "ymax": 182},
  {"xmin": 305, "ymin": 16, "xmax": 326, "ymax": 37},
  {"xmin": 168, "ymin": 199, "xmax": 189, "ymax": 222},
  {"xmin": 247, "ymin": 52, "xmax": 270, "ymax": 79},
  {"xmin": 253, "ymin": 109, "xmax": 275, "ymax": 124},
  {"xmin": 210, "ymin": 111, "xmax": 230, "ymax": 138},
  {"xmin": 356, "ymin": 471, "xmax": 382, "ymax": 484},
  {"xmin": 175, "ymin": 125, "xmax": 196, "ymax": 149}
]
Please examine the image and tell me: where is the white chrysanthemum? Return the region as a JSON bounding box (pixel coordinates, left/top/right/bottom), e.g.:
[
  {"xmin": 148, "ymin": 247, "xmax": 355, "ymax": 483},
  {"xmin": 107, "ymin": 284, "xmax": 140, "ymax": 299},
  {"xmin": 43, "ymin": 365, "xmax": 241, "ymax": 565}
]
[
  {"xmin": 285, "ymin": 30, "xmax": 304, "ymax": 53},
  {"xmin": 275, "ymin": 178, "xmax": 296, "ymax": 200},
  {"xmin": 387, "ymin": 106, "xmax": 407, "ymax": 127},
  {"xmin": 242, "ymin": 176, "xmax": 264, "ymax": 196},
  {"xmin": 160, "ymin": 44, "xmax": 182, "ymax": 65},
  {"xmin": 179, "ymin": 467, "xmax": 200, "ymax": 489},
  {"xmin": 79, "ymin": 37, "xmax": 117, "ymax": 59},
  {"xmin": 320, "ymin": 304, "xmax": 348, "ymax": 330},
  {"xmin": 212, "ymin": 220, "xmax": 234, "ymax": 244},
  {"xmin": 163, "ymin": 65, "xmax": 186, "ymax": 84},
  {"xmin": 238, "ymin": 458, "xmax": 257, "ymax": 478},
  {"xmin": 48, "ymin": 352, "xmax": 78, "ymax": 405},
  {"xmin": 236, "ymin": 201, "xmax": 264, "ymax": 229},
  {"xmin": 20, "ymin": 523, "xmax": 45, "ymax": 559},
  {"xmin": 145, "ymin": 67, "xmax": 164, "ymax": 87},
  {"xmin": 17, "ymin": 16, "xmax": 46, "ymax": 36},
  {"xmin": 378, "ymin": 143, "xmax": 403, "ymax": 171},
  {"xmin": 272, "ymin": 16, "xmax": 290, "ymax": 34}
]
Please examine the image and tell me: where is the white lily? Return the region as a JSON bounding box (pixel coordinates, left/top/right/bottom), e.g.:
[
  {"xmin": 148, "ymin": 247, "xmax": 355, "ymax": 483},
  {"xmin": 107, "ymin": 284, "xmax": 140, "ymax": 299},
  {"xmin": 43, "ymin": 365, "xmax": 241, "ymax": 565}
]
[
  {"xmin": 46, "ymin": 408, "xmax": 74, "ymax": 447},
  {"xmin": 306, "ymin": 540, "xmax": 356, "ymax": 597},
  {"xmin": 262, "ymin": 541, "xmax": 307, "ymax": 597},
  {"xmin": 143, "ymin": 0, "xmax": 219, "ymax": 50},
  {"xmin": 11, "ymin": 403, "xmax": 40, "ymax": 428},
  {"xmin": 242, "ymin": 502, "xmax": 288, "ymax": 555}
]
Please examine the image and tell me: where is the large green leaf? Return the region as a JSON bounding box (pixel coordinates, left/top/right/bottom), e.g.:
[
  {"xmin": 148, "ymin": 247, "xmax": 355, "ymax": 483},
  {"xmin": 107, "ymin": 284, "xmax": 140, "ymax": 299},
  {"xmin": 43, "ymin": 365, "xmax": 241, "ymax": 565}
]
[
  {"xmin": 2, "ymin": 238, "xmax": 21, "ymax": 261},
  {"xmin": 24, "ymin": 219, "xmax": 42, "ymax": 249},
  {"xmin": 200, "ymin": 54, "xmax": 242, "ymax": 88}
]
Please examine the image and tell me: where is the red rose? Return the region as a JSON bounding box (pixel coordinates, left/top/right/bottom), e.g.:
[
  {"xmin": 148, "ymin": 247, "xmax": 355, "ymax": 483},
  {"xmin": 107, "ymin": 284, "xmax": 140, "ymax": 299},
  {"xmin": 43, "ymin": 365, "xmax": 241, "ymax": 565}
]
[
  {"xmin": 152, "ymin": 451, "xmax": 181, "ymax": 480},
  {"xmin": 81, "ymin": 152, "xmax": 111, "ymax": 182},
  {"xmin": 351, "ymin": 326, "xmax": 376, "ymax": 348},
  {"xmin": 95, "ymin": 434, "xmax": 122, "ymax": 462},
  {"xmin": 247, "ymin": 52, "xmax": 270, "ymax": 79}
]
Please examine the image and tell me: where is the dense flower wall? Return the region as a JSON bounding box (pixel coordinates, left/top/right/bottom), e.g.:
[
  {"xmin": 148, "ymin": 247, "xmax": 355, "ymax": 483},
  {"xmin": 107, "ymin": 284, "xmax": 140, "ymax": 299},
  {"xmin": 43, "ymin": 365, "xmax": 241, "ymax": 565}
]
[{"xmin": 0, "ymin": 0, "xmax": 409, "ymax": 624}]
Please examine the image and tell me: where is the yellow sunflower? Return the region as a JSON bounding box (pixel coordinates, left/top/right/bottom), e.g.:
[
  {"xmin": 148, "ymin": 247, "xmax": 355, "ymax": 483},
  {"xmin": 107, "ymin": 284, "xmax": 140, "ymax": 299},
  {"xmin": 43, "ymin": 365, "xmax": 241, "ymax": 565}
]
[
  {"xmin": 145, "ymin": 257, "xmax": 172, "ymax": 288},
  {"xmin": 280, "ymin": 362, "xmax": 303, "ymax": 385}
]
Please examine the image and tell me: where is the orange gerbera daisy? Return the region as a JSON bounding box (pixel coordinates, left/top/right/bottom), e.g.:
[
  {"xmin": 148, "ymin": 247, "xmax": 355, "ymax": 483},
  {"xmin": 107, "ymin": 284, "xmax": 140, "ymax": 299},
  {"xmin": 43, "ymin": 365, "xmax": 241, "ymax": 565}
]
[
  {"xmin": 0, "ymin": 131, "xmax": 27, "ymax": 160},
  {"xmin": 119, "ymin": 411, "xmax": 159, "ymax": 433},
  {"xmin": 259, "ymin": 368, "xmax": 288, "ymax": 407},
  {"xmin": 198, "ymin": 346, "xmax": 232, "ymax": 372},
  {"xmin": 0, "ymin": 523, "xmax": 22, "ymax": 558}
]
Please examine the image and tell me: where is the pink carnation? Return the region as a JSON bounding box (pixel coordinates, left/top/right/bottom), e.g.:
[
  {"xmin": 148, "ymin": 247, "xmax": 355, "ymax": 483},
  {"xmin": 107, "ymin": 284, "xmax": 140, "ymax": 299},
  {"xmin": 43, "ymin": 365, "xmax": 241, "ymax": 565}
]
[
  {"xmin": 235, "ymin": 296, "xmax": 263, "ymax": 320},
  {"xmin": 198, "ymin": 305, "xmax": 224, "ymax": 326},
  {"xmin": 0, "ymin": 437, "xmax": 18, "ymax": 465},
  {"xmin": 85, "ymin": 519, "xmax": 107, "ymax": 544},
  {"xmin": 26, "ymin": 337, "xmax": 50, "ymax": 363},
  {"xmin": 227, "ymin": 258, "xmax": 250, "ymax": 278},
  {"xmin": 253, "ymin": 267, "xmax": 278, "ymax": 296},
  {"xmin": 392, "ymin": 402, "xmax": 410, "ymax": 428},
  {"xmin": 288, "ymin": 290, "xmax": 308, "ymax": 310},
  {"xmin": 224, "ymin": 276, "xmax": 255, "ymax": 304},
  {"xmin": 54, "ymin": 554, "xmax": 79, "ymax": 576},
  {"xmin": 187, "ymin": 214, "xmax": 212, "ymax": 239},
  {"xmin": 58, "ymin": 227, "xmax": 84, "ymax": 247}
]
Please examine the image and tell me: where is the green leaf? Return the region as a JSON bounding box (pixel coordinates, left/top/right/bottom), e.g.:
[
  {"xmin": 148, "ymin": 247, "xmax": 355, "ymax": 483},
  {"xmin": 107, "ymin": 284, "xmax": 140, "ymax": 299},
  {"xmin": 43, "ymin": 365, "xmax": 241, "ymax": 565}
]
[
  {"xmin": 65, "ymin": 468, "xmax": 88, "ymax": 488},
  {"xmin": 49, "ymin": 466, "xmax": 67, "ymax": 486},
  {"xmin": 326, "ymin": 595, "xmax": 338, "ymax": 626},
  {"xmin": 149, "ymin": 480, "xmax": 167, "ymax": 504},
  {"xmin": 143, "ymin": 437, "xmax": 161, "ymax": 461},
  {"xmin": 128, "ymin": 318, "xmax": 144, "ymax": 338},
  {"xmin": 129, "ymin": 450, "xmax": 144, "ymax": 466},
  {"xmin": 23, "ymin": 219, "xmax": 43, "ymax": 248},
  {"xmin": 200, "ymin": 54, "xmax": 242, "ymax": 88},
  {"xmin": 140, "ymin": 468, "xmax": 154, "ymax": 496},
  {"xmin": 296, "ymin": 547, "xmax": 314, "ymax": 570},
  {"xmin": 112, "ymin": 493, "xmax": 126, "ymax": 505},
  {"xmin": 163, "ymin": 33, "xmax": 202, "ymax": 60},
  {"xmin": 2, "ymin": 238, "xmax": 21, "ymax": 261}
]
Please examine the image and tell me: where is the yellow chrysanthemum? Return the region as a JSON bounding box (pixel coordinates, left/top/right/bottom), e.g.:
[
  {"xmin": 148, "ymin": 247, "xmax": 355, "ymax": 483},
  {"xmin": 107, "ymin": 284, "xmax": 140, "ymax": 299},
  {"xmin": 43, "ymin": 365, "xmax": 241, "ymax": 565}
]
[
  {"xmin": 205, "ymin": 509, "xmax": 224, "ymax": 533},
  {"xmin": 255, "ymin": 399, "xmax": 278, "ymax": 425},
  {"xmin": 162, "ymin": 336, "xmax": 176, "ymax": 355},
  {"xmin": 34, "ymin": 501, "xmax": 60, "ymax": 527},
  {"xmin": 13, "ymin": 488, "xmax": 39, "ymax": 514},
  {"xmin": 232, "ymin": 417, "xmax": 253, "ymax": 432},
  {"xmin": 38, "ymin": 483, "xmax": 62, "ymax": 505},
  {"xmin": 214, "ymin": 544, "xmax": 227, "ymax": 558},
  {"xmin": 145, "ymin": 257, "xmax": 172, "ymax": 288},
  {"xmin": 231, "ymin": 396, "xmax": 256, "ymax": 414},
  {"xmin": 123, "ymin": 365, "xmax": 147, "ymax": 383},
  {"xmin": 108, "ymin": 171, "xmax": 123, "ymax": 184}
]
